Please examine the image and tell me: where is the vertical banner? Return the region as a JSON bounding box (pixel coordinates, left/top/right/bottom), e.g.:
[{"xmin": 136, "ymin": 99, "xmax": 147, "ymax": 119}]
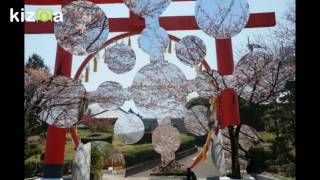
[{"xmin": 217, "ymin": 88, "xmax": 240, "ymax": 128}]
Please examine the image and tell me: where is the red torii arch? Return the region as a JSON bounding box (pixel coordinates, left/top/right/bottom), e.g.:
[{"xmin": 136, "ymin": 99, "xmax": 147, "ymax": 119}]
[{"xmin": 25, "ymin": 0, "xmax": 276, "ymax": 178}]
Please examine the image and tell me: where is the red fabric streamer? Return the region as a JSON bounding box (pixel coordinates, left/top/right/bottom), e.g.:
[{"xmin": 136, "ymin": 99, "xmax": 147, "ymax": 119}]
[{"xmin": 70, "ymin": 127, "xmax": 79, "ymax": 149}]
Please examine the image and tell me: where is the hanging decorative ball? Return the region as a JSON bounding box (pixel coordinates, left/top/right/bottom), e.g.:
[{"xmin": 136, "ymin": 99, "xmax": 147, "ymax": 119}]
[
  {"xmin": 123, "ymin": 0, "xmax": 171, "ymax": 18},
  {"xmin": 184, "ymin": 105, "xmax": 209, "ymax": 136},
  {"xmin": 232, "ymin": 49, "xmax": 295, "ymax": 103},
  {"xmin": 54, "ymin": 0, "xmax": 109, "ymax": 55},
  {"xmin": 129, "ymin": 61, "xmax": 189, "ymax": 119},
  {"xmin": 168, "ymin": 39, "xmax": 172, "ymax": 54},
  {"xmin": 104, "ymin": 48, "xmax": 109, "ymax": 63},
  {"xmin": 85, "ymin": 66, "xmax": 89, "ymax": 82},
  {"xmin": 90, "ymin": 81, "xmax": 129, "ymax": 110},
  {"xmin": 144, "ymin": 16, "xmax": 160, "ymax": 29},
  {"xmin": 152, "ymin": 125, "xmax": 181, "ymax": 156},
  {"xmin": 138, "ymin": 26, "xmax": 169, "ymax": 61},
  {"xmin": 105, "ymin": 43, "xmax": 136, "ymax": 74},
  {"xmin": 195, "ymin": 0, "xmax": 250, "ymax": 39},
  {"xmin": 37, "ymin": 76, "xmax": 86, "ymax": 128},
  {"xmin": 128, "ymin": 36, "xmax": 132, "ymax": 47},
  {"xmin": 175, "ymin": 35, "xmax": 207, "ymax": 67},
  {"xmin": 114, "ymin": 114, "xmax": 145, "ymax": 144},
  {"xmin": 93, "ymin": 57, "xmax": 98, "ymax": 72},
  {"xmin": 190, "ymin": 70, "xmax": 225, "ymax": 97}
]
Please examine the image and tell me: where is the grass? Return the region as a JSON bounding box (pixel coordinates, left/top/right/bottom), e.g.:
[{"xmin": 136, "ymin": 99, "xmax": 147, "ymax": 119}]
[
  {"xmin": 260, "ymin": 131, "xmax": 276, "ymax": 143},
  {"xmin": 180, "ymin": 134, "xmax": 196, "ymax": 142},
  {"xmin": 27, "ymin": 135, "xmax": 41, "ymax": 144},
  {"xmin": 78, "ymin": 128, "xmax": 95, "ymax": 138}
]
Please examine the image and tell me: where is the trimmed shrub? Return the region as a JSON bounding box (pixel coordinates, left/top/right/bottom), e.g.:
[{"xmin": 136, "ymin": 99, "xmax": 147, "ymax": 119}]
[
  {"xmin": 268, "ymin": 165, "xmax": 281, "ymax": 174},
  {"xmin": 246, "ymin": 143, "xmax": 273, "ymax": 174},
  {"xmin": 179, "ymin": 135, "xmax": 196, "ymax": 151},
  {"xmin": 95, "ymin": 124, "xmax": 114, "ymax": 134},
  {"xmin": 136, "ymin": 132, "xmax": 152, "ymax": 144},
  {"xmin": 260, "ymin": 131, "xmax": 276, "ymax": 143},
  {"xmin": 281, "ymin": 162, "xmax": 295, "ymax": 177},
  {"xmin": 124, "ymin": 148, "xmax": 160, "ymax": 167},
  {"xmin": 82, "ymin": 133, "xmax": 112, "ymax": 144},
  {"xmin": 24, "ymin": 144, "xmax": 41, "ymax": 160},
  {"xmin": 24, "ymin": 161, "xmax": 42, "ymax": 178},
  {"xmin": 194, "ymin": 134, "xmax": 207, "ymax": 147},
  {"xmin": 63, "ymin": 160, "xmax": 73, "ymax": 175},
  {"xmin": 90, "ymin": 146, "xmax": 104, "ymax": 180}
]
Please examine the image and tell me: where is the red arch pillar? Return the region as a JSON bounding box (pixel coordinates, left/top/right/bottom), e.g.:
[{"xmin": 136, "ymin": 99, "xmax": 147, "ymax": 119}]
[
  {"xmin": 42, "ymin": 1, "xmax": 74, "ymax": 178},
  {"xmin": 215, "ymin": 39, "xmax": 240, "ymax": 128}
]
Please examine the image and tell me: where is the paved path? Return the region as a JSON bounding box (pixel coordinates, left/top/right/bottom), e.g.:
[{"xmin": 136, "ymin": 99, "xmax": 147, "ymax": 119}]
[{"xmin": 126, "ymin": 146, "xmax": 222, "ymax": 179}]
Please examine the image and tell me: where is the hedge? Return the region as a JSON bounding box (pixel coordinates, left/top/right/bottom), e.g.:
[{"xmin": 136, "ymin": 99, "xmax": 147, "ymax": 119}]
[
  {"xmin": 95, "ymin": 124, "xmax": 114, "ymax": 134},
  {"xmin": 135, "ymin": 132, "xmax": 152, "ymax": 144},
  {"xmin": 124, "ymin": 146, "xmax": 160, "ymax": 167},
  {"xmin": 81, "ymin": 133, "xmax": 113, "ymax": 144}
]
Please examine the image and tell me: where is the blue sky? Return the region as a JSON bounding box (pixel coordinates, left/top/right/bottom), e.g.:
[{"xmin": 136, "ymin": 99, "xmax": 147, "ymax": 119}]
[{"xmin": 25, "ymin": 0, "xmax": 294, "ymax": 116}]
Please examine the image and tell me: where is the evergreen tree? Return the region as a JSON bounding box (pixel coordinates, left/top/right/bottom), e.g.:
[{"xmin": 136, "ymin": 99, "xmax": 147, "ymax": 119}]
[
  {"xmin": 262, "ymin": 80, "xmax": 295, "ymax": 165},
  {"xmin": 25, "ymin": 54, "xmax": 49, "ymax": 70}
]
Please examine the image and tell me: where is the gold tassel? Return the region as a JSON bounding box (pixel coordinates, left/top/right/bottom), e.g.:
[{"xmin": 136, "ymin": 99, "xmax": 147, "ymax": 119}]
[
  {"xmin": 104, "ymin": 48, "xmax": 108, "ymax": 63},
  {"xmin": 85, "ymin": 66, "xmax": 89, "ymax": 82},
  {"xmin": 196, "ymin": 63, "xmax": 203, "ymax": 74},
  {"xmin": 128, "ymin": 36, "xmax": 131, "ymax": 47},
  {"xmin": 195, "ymin": 64, "xmax": 200, "ymax": 74},
  {"xmin": 95, "ymin": 52, "xmax": 100, "ymax": 60},
  {"xmin": 200, "ymin": 63, "xmax": 204, "ymax": 71},
  {"xmin": 75, "ymin": 125, "xmax": 81, "ymax": 142},
  {"xmin": 93, "ymin": 57, "xmax": 98, "ymax": 72},
  {"xmin": 209, "ymin": 97, "xmax": 217, "ymax": 127},
  {"xmin": 168, "ymin": 39, "xmax": 172, "ymax": 54},
  {"xmin": 79, "ymin": 74, "xmax": 83, "ymax": 83},
  {"xmin": 210, "ymin": 97, "xmax": 216, "ymax": 112}
]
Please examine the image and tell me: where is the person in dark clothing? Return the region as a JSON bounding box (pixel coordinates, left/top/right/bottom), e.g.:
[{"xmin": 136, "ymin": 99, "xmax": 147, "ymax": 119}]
[{"xmin": 187, "ymin": 168, "xmax": 197, "ymax": 180}]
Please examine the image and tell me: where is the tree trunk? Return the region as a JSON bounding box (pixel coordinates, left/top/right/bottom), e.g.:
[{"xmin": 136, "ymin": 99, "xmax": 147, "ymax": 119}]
[{"xmin": 229, "ymin": 125, "xmax": 241, "ymax": 179}]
